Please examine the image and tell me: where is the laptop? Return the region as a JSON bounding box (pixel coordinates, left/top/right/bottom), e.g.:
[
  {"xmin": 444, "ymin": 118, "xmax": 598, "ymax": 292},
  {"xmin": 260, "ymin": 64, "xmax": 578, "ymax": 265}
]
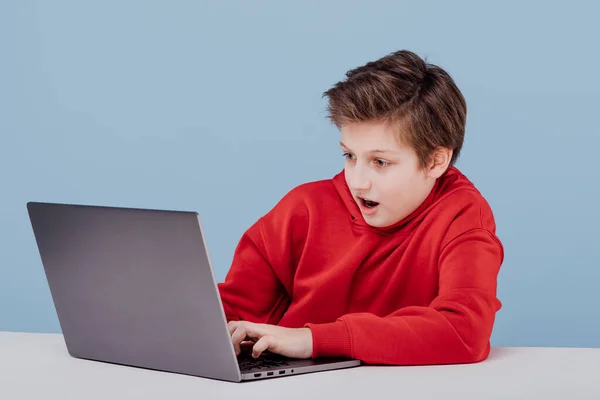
[{"xmin": 26, "ymin": 201, "xmax": 360, "ymax": 382}]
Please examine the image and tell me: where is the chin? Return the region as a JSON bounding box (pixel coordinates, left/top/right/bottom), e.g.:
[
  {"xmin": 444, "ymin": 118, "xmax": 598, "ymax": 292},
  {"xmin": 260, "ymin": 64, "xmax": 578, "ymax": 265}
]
[
  {"xmin": 363, "ymin": 216, "xmax": 392, "ymax": 228},
  {"xmin": 365, "ymin": 222, "xmax": 386, "ymax": 228},
  {"xmin": 363, "ymin": 213, "xmax": 405, "ymax": 228}
]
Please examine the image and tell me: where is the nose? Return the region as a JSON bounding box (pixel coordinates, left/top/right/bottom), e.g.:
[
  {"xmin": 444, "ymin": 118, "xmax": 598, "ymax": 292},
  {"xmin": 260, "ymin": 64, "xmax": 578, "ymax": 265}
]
[{"xmin": 346, "ymin": 165, "xmax": 371, "ymax": 192}]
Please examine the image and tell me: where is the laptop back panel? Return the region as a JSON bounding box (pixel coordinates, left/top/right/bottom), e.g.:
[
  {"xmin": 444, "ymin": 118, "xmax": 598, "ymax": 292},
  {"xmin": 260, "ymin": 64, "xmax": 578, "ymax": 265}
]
[{"xmin": 27, "ymin": 202, "xmax": 241, "ymax": 382}]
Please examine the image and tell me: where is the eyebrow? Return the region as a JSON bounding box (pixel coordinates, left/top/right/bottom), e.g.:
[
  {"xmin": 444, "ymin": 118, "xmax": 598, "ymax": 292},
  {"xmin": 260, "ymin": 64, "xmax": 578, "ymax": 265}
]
[{"xmin": 339, "ymin": 141, "xmax": 396, "ymax": 154}]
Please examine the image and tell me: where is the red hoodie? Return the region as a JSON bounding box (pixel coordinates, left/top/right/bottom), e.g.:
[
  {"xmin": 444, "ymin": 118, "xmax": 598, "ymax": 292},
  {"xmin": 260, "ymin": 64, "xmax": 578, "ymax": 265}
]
[{"xmin": 218, "ymin": 167, "xmax": 503, "ymax": 365}]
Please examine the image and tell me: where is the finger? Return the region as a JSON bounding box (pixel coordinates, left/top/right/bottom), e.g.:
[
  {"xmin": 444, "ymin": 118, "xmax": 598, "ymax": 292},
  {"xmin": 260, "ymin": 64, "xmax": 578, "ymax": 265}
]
[
  {"xmin": 227, "ymin": 321, "xmax": 239, "ymax": 336},
  {"xmin": 229, "ymin": 321, "xmax": 259, "ymax": 337},
  {"xmin": 231, "ymin": 326, "xmax": 248, "ymax": 356},
  {"xmin": 252, "ymin": 335, "xmax": 275, "ymax": 359}
]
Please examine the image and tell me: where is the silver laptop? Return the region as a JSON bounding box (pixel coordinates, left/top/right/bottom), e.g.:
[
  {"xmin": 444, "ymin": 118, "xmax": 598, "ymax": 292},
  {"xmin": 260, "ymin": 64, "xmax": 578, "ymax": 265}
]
[{"xmin": 26, "ymin": 202, "xmax": 360, "ymax": 382}]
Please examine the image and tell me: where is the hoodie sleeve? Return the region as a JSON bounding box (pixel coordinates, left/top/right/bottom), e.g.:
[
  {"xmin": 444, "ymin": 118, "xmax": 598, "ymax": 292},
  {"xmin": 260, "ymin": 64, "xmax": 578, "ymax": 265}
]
[
  {"xmin": 217, "ymin": 189, "xmax": 308, "ymax": 324},
  {"xmin": 305, "ymin": 228, "xmax": 503, "ymax": 365},
  {"xmin": 217, "ymin": 219, "xmax": 288, "ymax": 324}
]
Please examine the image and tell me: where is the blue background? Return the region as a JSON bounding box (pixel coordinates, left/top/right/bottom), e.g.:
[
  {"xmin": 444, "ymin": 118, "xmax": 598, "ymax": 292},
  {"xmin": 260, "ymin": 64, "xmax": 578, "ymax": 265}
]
[{"xmin": 2, "ymin": 0, "xmax": 599, "ymax": 348}]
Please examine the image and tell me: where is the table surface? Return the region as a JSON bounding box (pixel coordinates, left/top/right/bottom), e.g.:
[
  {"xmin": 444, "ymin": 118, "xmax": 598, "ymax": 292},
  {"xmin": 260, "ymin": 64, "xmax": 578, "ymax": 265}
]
[{"xmin": 1, "ymin": 331, "xmax": 599, "ymax": 400}]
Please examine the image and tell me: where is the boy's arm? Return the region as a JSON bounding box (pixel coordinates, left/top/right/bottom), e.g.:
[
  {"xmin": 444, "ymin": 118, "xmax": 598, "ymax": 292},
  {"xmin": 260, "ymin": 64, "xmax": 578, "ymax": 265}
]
[
  {"xmin": 217, "ymin": 218, "xmax": 290, "ymax": 324},
  {"xmin": 306, "ymin": 228, "xmax": 503, "ymax": 365},
  {"xmin": 218, "ymin": 191, "xmax": 307, "ymax": 325}
]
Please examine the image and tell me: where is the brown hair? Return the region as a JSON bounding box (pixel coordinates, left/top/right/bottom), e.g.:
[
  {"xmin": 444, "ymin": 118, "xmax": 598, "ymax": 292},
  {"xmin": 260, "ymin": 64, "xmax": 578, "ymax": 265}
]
[{"xmin": 323, "ymin": 50, "xmax": 467, "ymax": 169}]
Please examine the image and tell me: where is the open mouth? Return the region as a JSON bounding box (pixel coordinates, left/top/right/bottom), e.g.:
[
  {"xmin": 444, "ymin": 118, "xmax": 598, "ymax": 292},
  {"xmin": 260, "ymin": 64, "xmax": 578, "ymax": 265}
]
[{"xmin": 359, "ymin": 197, "xmax": 380, "ymax": 209}]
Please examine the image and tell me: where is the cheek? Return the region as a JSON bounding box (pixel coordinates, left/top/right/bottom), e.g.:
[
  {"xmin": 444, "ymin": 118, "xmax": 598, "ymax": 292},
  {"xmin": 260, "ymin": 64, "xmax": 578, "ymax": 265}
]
[
  {"xmin": 378, "ymin": 172, "xmax": 418, "ymax": 209},
  {"xmin": 380, "ymin": 180, "xmax": 408, "ymax": 206},
  {"xmin": 343, "ymin": 168, "xmax": 352, "ymax": 185}
]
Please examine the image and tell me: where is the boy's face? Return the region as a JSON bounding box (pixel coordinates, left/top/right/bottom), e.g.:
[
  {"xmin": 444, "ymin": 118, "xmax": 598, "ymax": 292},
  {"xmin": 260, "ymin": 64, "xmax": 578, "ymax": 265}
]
[{"xmin": 340, "ymin": 120, "xmax": 446, "ymax": 228}]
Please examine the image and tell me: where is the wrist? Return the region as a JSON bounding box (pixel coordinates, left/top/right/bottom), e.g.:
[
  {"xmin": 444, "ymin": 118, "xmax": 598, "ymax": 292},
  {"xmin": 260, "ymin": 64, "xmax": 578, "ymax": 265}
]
[
  {"xmin": 304, "ymin": 320, "xmax": 352, "ymax": 359},
  {"xmin": 302, "ymin": 327, "xmax": 314, "ymax": 358}
]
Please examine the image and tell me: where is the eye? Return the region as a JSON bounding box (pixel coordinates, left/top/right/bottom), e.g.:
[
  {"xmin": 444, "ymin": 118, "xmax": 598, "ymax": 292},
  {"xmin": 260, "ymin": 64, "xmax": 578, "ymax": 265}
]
[
  {"xmin": 343, "ymin": 152, "xmax": 356, "ymax": 161},
  {"xmin": 375, "ymin": 159, "xmax": 389, "ymax": 167}
]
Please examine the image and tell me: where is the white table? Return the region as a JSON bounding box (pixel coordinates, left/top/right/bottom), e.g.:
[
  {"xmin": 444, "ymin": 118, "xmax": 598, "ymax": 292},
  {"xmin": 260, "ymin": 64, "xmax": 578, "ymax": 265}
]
[{"xmin": 1, "ymin": 331, "xmax": 599, "ymax": 399}]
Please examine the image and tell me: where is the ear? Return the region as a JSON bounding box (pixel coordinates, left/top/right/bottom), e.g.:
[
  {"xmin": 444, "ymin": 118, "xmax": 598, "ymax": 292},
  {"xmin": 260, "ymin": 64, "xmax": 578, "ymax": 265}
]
[{"xmin": 425, "ymin": 147, "xmax": 453, "ymax": 179}]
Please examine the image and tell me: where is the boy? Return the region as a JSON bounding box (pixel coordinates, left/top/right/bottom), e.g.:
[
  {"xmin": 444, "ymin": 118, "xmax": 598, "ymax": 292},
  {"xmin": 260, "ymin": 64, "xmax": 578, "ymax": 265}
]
[{"xmin": 218, "ymin": 50, "xmax": 503, "ymax": 366}]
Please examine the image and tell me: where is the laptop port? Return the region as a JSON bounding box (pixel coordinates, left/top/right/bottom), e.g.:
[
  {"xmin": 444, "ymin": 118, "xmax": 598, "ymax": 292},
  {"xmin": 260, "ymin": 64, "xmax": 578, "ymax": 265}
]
[
  {"xmin": 279, "ymin": 370, "xmax": 285, "ymax": 375},
  {"xmin": 254, "ymin": 373, "xmax": 261, "ymax": 378},
  {"xmin": 267, "ymin": 372, "xmax": 274, "ymax": 376}
]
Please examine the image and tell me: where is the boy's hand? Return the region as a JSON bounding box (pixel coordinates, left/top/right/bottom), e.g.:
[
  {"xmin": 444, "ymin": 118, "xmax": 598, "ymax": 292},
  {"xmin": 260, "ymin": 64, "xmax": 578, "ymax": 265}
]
[{"xmin": 227, "ymin": 321, "xmax": 313, "ymax": 359}]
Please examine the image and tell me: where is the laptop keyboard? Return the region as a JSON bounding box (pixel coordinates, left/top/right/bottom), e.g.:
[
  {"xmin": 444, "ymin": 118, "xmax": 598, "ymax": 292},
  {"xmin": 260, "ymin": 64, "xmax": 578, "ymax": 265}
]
[{"xmin": 237, "ymin": 354, "xmax": 291, "ymax": 372}]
